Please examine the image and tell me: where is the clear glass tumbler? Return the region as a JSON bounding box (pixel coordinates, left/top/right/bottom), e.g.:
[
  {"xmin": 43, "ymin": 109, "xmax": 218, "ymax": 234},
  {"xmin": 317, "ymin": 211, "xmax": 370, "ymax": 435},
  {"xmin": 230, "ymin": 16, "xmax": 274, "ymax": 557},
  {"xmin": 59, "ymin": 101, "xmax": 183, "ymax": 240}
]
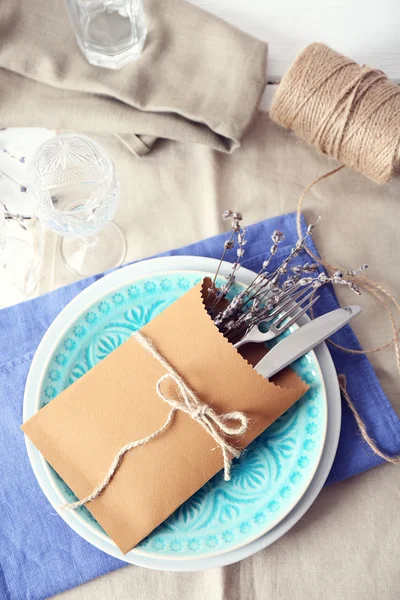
[
  {"xmin": 65, "ymin": 0, "xmax": 147, "ymax": 69},
  {"xmin": 28, "ymin": 134, "xmax": 126, "ymax": 277}
]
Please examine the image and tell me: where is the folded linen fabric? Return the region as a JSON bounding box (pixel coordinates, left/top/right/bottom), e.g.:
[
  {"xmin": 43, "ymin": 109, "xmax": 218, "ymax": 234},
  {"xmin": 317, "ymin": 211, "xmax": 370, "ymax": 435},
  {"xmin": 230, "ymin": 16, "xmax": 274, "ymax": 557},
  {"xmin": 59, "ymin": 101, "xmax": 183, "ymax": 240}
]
[
  {"xmin": 1, "ymin": 212, "xmax": 400, "ymax": 599},
  {"xmin": 0, "ymin": 0, "xmax": 267, "ymax": 155}
]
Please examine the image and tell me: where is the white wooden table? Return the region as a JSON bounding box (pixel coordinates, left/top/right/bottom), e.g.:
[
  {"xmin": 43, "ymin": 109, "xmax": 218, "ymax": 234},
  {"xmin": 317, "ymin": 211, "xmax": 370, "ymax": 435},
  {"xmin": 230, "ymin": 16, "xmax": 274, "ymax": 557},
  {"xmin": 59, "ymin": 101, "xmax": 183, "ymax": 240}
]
[{"xmin": 197, "ymin": 0, "xmax": 400, "ymax": 83}]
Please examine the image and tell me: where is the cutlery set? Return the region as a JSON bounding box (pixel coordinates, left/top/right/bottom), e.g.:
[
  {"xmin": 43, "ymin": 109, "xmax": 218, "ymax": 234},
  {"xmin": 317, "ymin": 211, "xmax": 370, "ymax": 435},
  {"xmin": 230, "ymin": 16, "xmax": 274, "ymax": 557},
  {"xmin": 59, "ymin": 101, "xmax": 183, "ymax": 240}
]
[{"xmin": 233, "ymin": 298, "xmax": 361, "ymax": 378}]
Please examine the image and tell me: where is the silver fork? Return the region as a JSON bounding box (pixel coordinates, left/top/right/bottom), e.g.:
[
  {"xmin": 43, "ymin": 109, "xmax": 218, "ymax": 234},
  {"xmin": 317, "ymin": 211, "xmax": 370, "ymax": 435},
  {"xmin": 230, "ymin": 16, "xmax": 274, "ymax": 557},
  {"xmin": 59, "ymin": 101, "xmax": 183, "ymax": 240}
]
[{"xmin": 233, "ymin": 289, "xmax": 320, "ymax": 349}]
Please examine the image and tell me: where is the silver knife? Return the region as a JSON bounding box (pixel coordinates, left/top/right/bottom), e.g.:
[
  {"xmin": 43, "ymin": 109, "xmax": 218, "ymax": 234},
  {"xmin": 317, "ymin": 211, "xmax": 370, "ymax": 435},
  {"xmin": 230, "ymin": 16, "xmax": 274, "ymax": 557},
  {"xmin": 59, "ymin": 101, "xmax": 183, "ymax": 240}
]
[{"xmin": 255, "ymin": 305, "xmax": 362, "ymax": 379}]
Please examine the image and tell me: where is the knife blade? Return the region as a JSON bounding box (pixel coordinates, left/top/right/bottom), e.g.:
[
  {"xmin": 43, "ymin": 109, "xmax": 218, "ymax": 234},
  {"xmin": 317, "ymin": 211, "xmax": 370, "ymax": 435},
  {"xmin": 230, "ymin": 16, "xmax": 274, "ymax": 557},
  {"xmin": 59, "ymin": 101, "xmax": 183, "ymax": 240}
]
[{"xmin": 255, "ymin": 305, "xmax": 362, "ymax": 379}]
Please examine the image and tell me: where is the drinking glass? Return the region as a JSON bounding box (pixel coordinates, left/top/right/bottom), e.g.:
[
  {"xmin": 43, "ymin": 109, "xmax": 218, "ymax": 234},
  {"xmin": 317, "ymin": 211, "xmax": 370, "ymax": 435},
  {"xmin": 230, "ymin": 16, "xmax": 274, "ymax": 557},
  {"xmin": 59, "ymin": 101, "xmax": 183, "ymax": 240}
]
[
  {"xmin": 65, "ymin": 0, "xmax": 147, "ymax": 69},
  {"xmin": 28, "ymin": 134, "xmax": 126, "ymax": 277}
]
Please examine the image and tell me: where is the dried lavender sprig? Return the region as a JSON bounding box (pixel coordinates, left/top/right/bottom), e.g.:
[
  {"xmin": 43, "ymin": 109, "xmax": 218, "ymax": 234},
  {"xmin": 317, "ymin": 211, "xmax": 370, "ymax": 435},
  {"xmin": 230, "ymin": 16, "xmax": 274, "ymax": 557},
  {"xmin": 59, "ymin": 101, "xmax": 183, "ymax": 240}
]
[
  {"xmin": 248, "ymin": 220, "xmax": 321, "ymax": 304},
  {"xmin": 208, "ymin": 212, "xmax": 245, "ymax": 314},
  {"xmin": 246, "ymin": 222, "xmax": 317, "ymax": 300},
  {"xmin": 0, "ymin": 201, "xmax": 31, "ymax": 231},
  {"xmin": 209, "ymin": 247, "xmax": 244, "ymax": 315},
  {"xmin": 0, "ymin": 167, "xmax": 27, "ymax": 192},
  {"xmin": 215, "ymin": 248, "xmax": 290, "ymax": 330},
  {"xmin": 242, "ymin": 230, "xmax": 285, "ymax": 297},
  {"xmin": 217, "ymin": 219, "xmax": 320, "ymax": 328},
  {"xmin": 222, "ymin": 265, "xmax": 367, "ymax": 342},
  {"xmin": 317, "ymin": 267, "xmax": 368, "ymax": 295},
  {"xmin": 206, "ymin": 210, "xmax": 242, "ymax": 304},
  {"xmin": 1, "ymin": 145, "xmax": 26, "ymax": 163}
]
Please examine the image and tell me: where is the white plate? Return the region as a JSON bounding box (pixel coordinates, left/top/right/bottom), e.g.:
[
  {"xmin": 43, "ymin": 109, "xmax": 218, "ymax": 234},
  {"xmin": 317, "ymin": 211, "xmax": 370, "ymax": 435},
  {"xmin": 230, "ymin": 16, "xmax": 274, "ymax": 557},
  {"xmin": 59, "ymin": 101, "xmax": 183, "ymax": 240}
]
[{"xmin": 23, "ymin": 255, "xmax": 341, "ymax": 570}]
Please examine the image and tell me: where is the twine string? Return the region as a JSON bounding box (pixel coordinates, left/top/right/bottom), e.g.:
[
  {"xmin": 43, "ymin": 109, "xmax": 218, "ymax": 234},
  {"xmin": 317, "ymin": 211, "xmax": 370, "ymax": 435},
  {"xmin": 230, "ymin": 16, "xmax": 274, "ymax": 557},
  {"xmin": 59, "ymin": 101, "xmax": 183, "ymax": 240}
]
[
  {"xmin": 270, "ymin": 41, "xmax": 400, "ymax": 458},
  {"xmin": 338, "ymin": 375, "xmax": 400, "ymax": 464},
  {"xmin": 294, "ymin": 168, "xmax": 400, "ymax": 464},
  {"xmin": 62, "ymin": 331, "xmax": 248, "ymax": 510},
  {"xmin": 295, "ymin": 169, "xmax": 400, "ymax": 371}
]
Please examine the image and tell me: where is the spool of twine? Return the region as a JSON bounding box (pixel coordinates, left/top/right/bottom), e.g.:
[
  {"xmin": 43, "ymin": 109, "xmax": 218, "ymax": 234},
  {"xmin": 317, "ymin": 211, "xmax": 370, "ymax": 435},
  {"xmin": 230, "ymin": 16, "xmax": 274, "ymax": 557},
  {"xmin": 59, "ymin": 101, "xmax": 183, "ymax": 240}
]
[{"xmin": 270, "ymin": 43, "xmax": 400, "ymax": 184}]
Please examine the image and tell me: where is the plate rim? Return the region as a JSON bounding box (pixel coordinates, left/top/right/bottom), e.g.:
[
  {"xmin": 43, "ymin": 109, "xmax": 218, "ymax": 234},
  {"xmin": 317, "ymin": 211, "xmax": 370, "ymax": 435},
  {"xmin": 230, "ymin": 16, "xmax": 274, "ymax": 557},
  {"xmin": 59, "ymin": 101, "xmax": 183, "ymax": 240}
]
[{"xmin": 23, "ymin": 255, "xmax": 341, "ymax": 571}]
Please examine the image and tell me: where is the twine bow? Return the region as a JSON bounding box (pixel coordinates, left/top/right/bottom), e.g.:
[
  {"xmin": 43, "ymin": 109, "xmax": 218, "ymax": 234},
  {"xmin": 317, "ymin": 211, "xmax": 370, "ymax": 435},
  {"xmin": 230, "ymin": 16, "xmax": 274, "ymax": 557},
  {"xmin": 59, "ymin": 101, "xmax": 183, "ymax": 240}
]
[{"xmin": 63, "ymin": 331, "xmax": 248, "ymax": 510}]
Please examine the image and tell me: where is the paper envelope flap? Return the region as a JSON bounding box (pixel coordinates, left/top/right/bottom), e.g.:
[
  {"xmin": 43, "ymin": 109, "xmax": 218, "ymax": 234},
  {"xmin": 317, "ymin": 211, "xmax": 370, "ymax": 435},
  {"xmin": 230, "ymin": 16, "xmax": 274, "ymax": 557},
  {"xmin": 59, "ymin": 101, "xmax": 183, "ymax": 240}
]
[{"xmin": 22, "ymin": 278, "xmax": 308, "ymax": 554}]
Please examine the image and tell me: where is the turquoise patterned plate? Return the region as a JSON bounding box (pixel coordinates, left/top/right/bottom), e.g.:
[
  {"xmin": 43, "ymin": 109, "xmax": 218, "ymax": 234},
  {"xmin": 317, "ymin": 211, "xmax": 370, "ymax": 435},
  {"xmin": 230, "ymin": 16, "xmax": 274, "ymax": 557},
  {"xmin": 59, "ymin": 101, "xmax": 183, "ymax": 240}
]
[{"xmin": 32, "ymin": 270, "xmax": 327, "ymax": 560}]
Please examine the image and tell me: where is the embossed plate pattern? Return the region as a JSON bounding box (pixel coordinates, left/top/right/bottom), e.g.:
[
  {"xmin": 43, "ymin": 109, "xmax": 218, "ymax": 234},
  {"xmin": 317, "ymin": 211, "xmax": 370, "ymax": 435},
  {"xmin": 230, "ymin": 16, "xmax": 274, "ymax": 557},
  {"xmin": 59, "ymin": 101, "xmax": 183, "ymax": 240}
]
[{"xmin": 28, "ymin": 269, "xmax": 327, "ymax": 560}]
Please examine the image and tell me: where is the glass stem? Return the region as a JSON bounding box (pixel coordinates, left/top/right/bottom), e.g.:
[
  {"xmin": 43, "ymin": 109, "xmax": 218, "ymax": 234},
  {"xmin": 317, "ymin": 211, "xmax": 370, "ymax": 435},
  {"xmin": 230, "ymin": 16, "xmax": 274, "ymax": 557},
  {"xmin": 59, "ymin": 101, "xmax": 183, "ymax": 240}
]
[{"xmin": 82, "ymin": 235, "xmax": 98, "ymax": 250}]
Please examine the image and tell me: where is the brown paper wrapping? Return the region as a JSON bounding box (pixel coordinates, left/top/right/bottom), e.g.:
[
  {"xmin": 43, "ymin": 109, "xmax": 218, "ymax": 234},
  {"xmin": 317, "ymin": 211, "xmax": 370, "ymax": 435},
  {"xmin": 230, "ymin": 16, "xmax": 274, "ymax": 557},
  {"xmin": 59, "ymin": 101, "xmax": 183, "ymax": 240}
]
[{"xmin": 22, "ymin": 279, "xmax": 308, "ymax": 554}]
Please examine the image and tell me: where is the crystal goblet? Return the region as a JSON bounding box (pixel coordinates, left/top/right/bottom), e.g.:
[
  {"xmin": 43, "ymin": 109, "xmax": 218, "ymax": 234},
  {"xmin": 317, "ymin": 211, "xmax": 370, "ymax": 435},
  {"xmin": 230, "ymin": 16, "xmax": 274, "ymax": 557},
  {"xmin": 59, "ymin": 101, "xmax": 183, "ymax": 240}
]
[{"xmin": 28, "ymin": 133, "xmax": 126, "ymax": 277}]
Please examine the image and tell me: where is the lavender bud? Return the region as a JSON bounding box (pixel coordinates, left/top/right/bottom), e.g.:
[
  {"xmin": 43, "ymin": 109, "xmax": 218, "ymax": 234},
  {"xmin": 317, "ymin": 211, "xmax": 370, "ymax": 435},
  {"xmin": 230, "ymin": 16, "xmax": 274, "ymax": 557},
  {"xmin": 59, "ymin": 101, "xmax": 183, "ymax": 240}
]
[
  {"xmin": 222, "ymin": 210, "xmax": 233, "ymax": 220},
  {"xmin": 350, "ymin": 283, "xmax": 361, "ymax": 295},
  {"xmin": 307, "ymin": 217, "xmax": 321, "ymax": 234},
  {"xmin": 282, "ymin": 277, "xmax": 296, "ymax": 290},
  {"xmin": 302, "ymin": 263, "xmax": 319, "ymax": 273},
  {"xmin": 232, "ymin": 212, "xmax": 243, "ymax": 221},
  {"xmin": 347, "ymin": 264, "xmax": 368, "ymax": 276},
  {"xmin": 232, "ymin": 221, "xmax": 241, "ymax": 232},
  {"xmin": 254, "ymin": 274, "xmax": 266, "ymax": 285},
  {"xmin": 237, "ymin": 248, "xmax": 245, "ymax": 258},
  {"xmin": 299, "ymin": 277, "xmax": 313, "ymax": 286},
  {"xmin": 271, "ymin": 230, "xmax": 285, "ymax": 243},
  {"xmin": 224, "ymin": 240, "xmax": 234, "ymax": 250},
  {"xmin": 332, "ymin": 271, "xmax": 343, "ymax": 281}
]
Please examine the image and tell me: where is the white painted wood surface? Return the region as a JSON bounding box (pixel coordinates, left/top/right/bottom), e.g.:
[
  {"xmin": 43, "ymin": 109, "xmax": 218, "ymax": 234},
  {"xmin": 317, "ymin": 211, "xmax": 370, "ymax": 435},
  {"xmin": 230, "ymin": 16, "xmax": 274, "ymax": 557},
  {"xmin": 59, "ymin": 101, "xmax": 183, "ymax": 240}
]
[{"xmin": 193, "ymin": 0, "xmax": 400, "ymax": 82}]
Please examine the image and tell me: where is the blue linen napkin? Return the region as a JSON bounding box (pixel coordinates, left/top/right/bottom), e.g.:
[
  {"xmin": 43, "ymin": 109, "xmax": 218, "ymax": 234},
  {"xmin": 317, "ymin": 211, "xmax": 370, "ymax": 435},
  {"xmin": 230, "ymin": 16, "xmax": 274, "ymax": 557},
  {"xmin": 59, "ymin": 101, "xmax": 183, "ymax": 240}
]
[{"xmin": 1, "ymin": 212, "xmax": 400, "ymax": 600}]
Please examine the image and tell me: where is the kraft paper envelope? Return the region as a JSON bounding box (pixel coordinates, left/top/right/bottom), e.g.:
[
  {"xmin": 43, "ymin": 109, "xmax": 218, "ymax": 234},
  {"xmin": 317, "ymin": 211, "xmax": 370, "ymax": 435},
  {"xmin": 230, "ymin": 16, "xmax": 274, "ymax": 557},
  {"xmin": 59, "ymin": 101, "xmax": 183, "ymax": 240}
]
[{"xmin": 22, "ymin": 278, "xmax": 308, "ymax": 554}]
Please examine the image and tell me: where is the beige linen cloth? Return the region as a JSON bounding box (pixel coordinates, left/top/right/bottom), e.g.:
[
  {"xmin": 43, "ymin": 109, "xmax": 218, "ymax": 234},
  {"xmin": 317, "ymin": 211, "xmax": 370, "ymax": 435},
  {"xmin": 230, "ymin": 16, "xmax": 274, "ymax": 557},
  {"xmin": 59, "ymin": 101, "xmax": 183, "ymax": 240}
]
[
  {"xmin": 0, "ymin": 0, "xmax": 266, "ymax": 155},
  {"xmin": 1, "ymin": 2, "xmax": 400, "ymax": 600}
]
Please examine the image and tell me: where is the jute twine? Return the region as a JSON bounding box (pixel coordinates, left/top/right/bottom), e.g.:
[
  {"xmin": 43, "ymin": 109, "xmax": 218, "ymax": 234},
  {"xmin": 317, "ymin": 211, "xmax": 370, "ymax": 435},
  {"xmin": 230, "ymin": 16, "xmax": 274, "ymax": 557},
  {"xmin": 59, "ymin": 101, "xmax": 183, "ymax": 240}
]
[
  {"xmin": 270, "ymin": 43, "xmax": 400, "ymax": 184},
  {"xmin": 269, "ymin": 43, "xmax": 400, "ymax": 464},
  {"xmin": 295, "ymin": 168, "xmax": 400, "ymax": 465}
]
